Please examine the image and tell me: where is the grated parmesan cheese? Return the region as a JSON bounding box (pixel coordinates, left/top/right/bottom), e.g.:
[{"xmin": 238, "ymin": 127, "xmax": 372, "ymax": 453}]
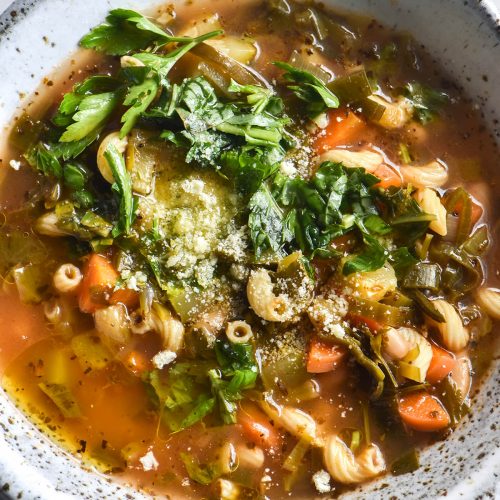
[
  {"xmin": 312, "ymin": 469, "xmax": 332, "ymax": 493},
  {"xmin": 152, "ymin": 350, "xmax": 177, "ymax": 369},
  {"xmin": 139, "ymin": 450, "xmax": 159, "ymax": 471}
]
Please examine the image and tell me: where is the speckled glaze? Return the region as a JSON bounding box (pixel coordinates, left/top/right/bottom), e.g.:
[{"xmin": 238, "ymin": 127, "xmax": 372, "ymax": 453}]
[{"xmin": 0, "ymin": 1, "xmax": 499, "ymax": 499}]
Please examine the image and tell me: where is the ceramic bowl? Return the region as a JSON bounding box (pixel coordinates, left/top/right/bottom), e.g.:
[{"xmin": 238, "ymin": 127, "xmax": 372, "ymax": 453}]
[{"xmin": 0, "ymin": 1, "xmax": 498, "ymax": 498}]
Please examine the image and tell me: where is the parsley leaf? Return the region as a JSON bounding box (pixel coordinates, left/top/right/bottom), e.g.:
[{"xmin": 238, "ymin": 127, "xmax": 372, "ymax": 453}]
[
  {"xmin": 103, "ymin": 144, "xmax": 135, "ymax": 236},
  {"xmin": 120, "ymin": 78, "xmax": 159, "ymax": 138},
  {"xmin": 403, "ymin": 82, "xmax": 448, "ymax": 124},
  {"xmin": 248, "ymin": 183, "xmax": 289, "ymax": 258},
  {"xmin": 80, "ymin": 8, "xmax": 191, "ymax": 55},
  {"xmin": 24, "ymin": 143, "xmax": 63, "ymax": 179},
  {"xmin": 274, "ymin": 61, "xmax": 339, "ymax": 116},
  {"xmin": 59, "ymin": 91, "xmax": 121, "ymax": 143}
]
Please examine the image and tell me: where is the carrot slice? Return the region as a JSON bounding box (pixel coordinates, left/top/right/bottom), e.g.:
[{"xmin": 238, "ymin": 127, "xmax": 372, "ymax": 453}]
[
  {"xmin": 449, "ymin": 196, "xmax": 483, "ymax": 226},
  {"xmin": 314, "ymin": 110, "xmax": 366, "ymax": 153},
  {"xmin": 373, "ymin": 164, "xmax": 402, "ymax": 189},
  {"xmin": 110, "ymin": 288, "xmax": 140, "ymax": 308},
  {"xmin": 398, "ymin": 391, "xmax": 450, "ymax": 432},
  {"xmin": 79, "ymin": 253, "xmax": 119, "ymax": 314},
  {"xmin": 306, "ymin": 337, "xmax": 346, "ymax": 373},
  {"xmin": 348, "ymin": 313, "xmax": 383, "ymax": 333},
  {"xmin": 238, "ymin": 403, "xmax": 280, "ymax": 449},
  {"xmin": 426, "ymin": 344, "xmax": 456, "ymax": 384}
]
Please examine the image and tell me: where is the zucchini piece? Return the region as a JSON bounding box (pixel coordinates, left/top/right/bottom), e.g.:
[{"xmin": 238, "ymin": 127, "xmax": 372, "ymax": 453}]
[
  {"xmin": 38, "ymin": 382, "xmax": 81, "ymax": 418},
  {"xmin": 191, "ymin": 43, "xmax": 261, "ymax": 86},
  {"xmin": 207, "ymin": 37, "xmax": 257, "ymax": 65},
  {"xmin": 71, "ymin": 333, "xmax": 113, "ymax": 371}
]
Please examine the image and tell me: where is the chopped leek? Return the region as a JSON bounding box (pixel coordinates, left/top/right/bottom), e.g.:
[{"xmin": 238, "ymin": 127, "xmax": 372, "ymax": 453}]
[
  {"xmin": 328, "ymin": 69, "xmax": 373, "ymax": 104},
  {"xmin": 13, "ymin": 264, "xmax": 51, "ymax": 304},
  {"xmin": 402, "ymin": 262, "xmax": 441, "ymax": 292},
  {"xmin": 439, "ymin": 376, "xmax": 470, "ymax": 426},
  {"xmin": 38, "ymin": 382, "xmax": 82, "ymax": 418},
  {"xmin": 349, "ymin": 298, "xmax": 414, "ymax": 328},
  {"xmin": 399, "ymin": 143, "xmax": 412, "ymax": 164},
  {"xmin": 283, "ymin": 438, "xmax": 310, "ymax": 472},
  {"xmin": 81, "ymin": 211, "xmax": 113, "ymax": 237},
  {"xmin": 444, "ymin": 187, "xmax": 473, "ymax": 245},
  {"xmin": 462, "ymin": 225, "xmax": 489, "ymax": 256}
]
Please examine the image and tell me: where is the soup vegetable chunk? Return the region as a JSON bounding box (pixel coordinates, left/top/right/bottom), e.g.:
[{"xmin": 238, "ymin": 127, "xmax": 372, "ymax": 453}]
[{"xmin": 1, "ymin": 1, "xmax": 499, "ymax": 498}]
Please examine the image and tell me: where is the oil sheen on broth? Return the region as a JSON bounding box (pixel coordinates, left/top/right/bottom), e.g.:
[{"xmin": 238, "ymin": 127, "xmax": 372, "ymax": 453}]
[{"xmin": 0, "ymin": 1, "xmax": 499, "ymax": 499}]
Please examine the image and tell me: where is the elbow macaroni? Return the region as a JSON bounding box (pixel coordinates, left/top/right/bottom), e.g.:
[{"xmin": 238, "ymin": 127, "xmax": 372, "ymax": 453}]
[
  {"xmin": 260, "ymin": 396, "xmax": 322, "ymax": 447},
  {"xmin": 427, "ymin": 299, "xmax": 470, "ymax": 352},
  {"xmin": 152, "ymin": 303, "xmax": 185, "ymax": 352},
  {"xmin": 400, "ymin": 160, "xmax": 448, "ymax": 188},
  {"xmin": 97, "ymin": 131, "xmax": 128, "ymax": 184},
  {"xmin": 475, "ymin": 287, "xmax": 500, "ymax": 320},
  {"xmin": 414, "ymin": 188, "xmax": 448, "ymax": 236},
  {"xmin": 225, "ymin": 320, "xmax": 253, "ymax": 343},
  {"xmin": 53, "ymin": 263, "xmax": 82, "ymax": 294},
  {"xmin": 317, "ymin": 149, "xmax": 383, "ymax": 172},
  {"xmin": 323, "ymin": 435, "xmax": 386, "ymax": 484},
  {"xmin": 247, "ymin": 269, "xmax": 291, "ymax": 322}
]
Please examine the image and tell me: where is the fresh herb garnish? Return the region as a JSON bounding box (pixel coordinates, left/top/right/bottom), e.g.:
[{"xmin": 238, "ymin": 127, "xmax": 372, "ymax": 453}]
[
  {"xmin": 274, "ymin": 61, "xmax": 339, "ymax": 116},
  {"xmin": 80, "ymin": 8, "xmax": 193, "ymax": 55}
]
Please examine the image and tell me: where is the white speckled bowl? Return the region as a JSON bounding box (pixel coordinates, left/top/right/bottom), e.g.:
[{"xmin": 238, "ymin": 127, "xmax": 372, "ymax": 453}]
[{"xmin": 0, "ymin": 1, "xmax": 499, "ymax": 499}]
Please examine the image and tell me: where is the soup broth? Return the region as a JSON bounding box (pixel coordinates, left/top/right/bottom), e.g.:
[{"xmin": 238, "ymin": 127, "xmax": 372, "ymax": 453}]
[{"xmin": 0, "ymin": 1, "xmax": 499, "ymax": 498}]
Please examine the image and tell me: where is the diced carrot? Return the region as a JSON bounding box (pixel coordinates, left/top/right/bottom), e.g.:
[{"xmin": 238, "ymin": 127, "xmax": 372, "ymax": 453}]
[
  {"xmin": 238, "ymin": 403, "xmax": 280, "ymax": 449},
  {"xmin": 78, "ymin": 253, "xmax": 119, "ymax": 314},
  {"xmin": 123, "ymin": 350, "xmax": 151, "ymax": 376},
  {"xmin": 398, "ymin": 391, "xmax": 450, "ymax": 432},
  {"xmin": 306, "ymin": 337, "xmax": 346, "ymax": 373},
  {"xmin": 348, "ymin": 313, "xmax": 383, "ymax": 333},
  {"xmin": 110, "ymin": 288, "xmax": 139, "ymax": 308},
  {"xmin": 447, "ymin": 196, "xmax": 483, "ymax": 226},
  {"xmin": 426, "ymin": 344, "xmax": 456, "ymax": 384},
  {"xmin": 314, "ymin": 110, "xmax": 366, "ymax": 153},
  {"xmin": 373, "ymin": 164, "xmax": 402, "ymax": 189}
]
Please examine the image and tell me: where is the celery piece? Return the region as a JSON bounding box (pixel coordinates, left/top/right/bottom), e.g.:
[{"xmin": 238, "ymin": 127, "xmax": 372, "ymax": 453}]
[
  {"xmin": 191, "ymin": 43, "xmax": 259, "ymax": 86},
  {"xmin": 38, "ymin": 382, "xmax": 82, "ymax": 418},
  {"xmin": 12, "ymin": 264, "xmax": 51, "ymax": 304},
  {"xmin": 283, "ymin": 438, "xmax": 310, "ymax": 472},
  {"xmin": 328, "ymin": 69, "xmax": 373, "ymax": 104},
  {"xmin": 391, "ymin": 449, "xmax": 420, "ymax": 475},
  {"xmin": 81, "ymin": 211, "xmax": 113, "ymax": 238}
]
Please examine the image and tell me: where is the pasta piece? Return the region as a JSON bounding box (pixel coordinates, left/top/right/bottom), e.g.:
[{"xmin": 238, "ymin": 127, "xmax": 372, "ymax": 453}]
[
  {"xmin": 213, "ymin": 478, "xmax": 240, "ymax": 500},
  {"xmin": 35, "ymin": 212, "xmax": 67, "ymax": 237},
  {"xmin": 43, "ymin": 299, "xmax": 63, "ymax": 324},
  {"xmin": 343, "ymin": 263, "xmax": 397, "ymax": 302},
  {"xmin": 475, "ymin": 287, "xmax": 500, "ymax": 320},
  {"xmin": 217, "ymin": 442, "xmax": 237, "ymax": 475},
  {"xmin": 316, "ymin": 149, "xmax": 383, "ymax": 172},
  {"xmin": 450, "ymin": 355, "xmax": 472, "ymax": 402},
  {"xmin": 151, "ymin": 303, "xmax": 184, "ymax": 352},
  {"xmin": 382, "ymin": 327, "xmax": 432, "ymax": 382},
  {"xmin": 94, "ymin": 304, "xmax": 131, "ymax": 344},
  {"xmin": 97, "ymin": 131, "xmax": 128, "ymax": 183},
  {"xmin": 247, "ymin": 269, "xmax": 291, "ymax": 322},
  {"xmin": 235, "ymin": 445, "xmax": 265, "ymax": 470},
  {"xmin": 400, "ymin": 160, "xmax": 448, "ymax": 188},
  {"xmin": 323, "ymin": 435, "xmax": 386, "ymax": 484},
  {"xmin": 260, "ymin": 397, "xmax": 323, "ymax": 446},
  {"xmin": 53, "ymin": 263, "xmax": 82, "ymax": 294},
  {"xmin": 414, "ymin": 188, "xmax": 447, "ymax": 236},
  {"xmin": 120, "ymin": 55, "xmax": 145, "ymax": 68},
  {"xmin": 427, "ymin": 300, "xmax": 470, "ymax": 352},
  {"xmin": 226, "ymin": 320, "xmax": 253, "ymax": 343}
]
